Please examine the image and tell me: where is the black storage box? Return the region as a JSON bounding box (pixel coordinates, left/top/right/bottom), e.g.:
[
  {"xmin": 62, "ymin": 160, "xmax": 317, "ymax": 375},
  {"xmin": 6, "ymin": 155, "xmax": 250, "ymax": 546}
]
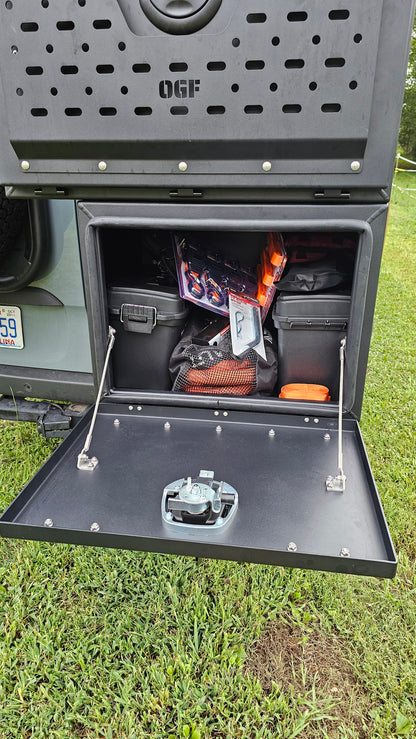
[
  {"xmin": 108, "ymin": 285, "xmax": 188, "ymax": 390},
  {"xmin": 273, "ymin": 293, "xmax": 351, "ymax": 399},
  {"xmin": 0, "ymin": 205, "xmax": 400, "ymax": 578},
  {"xmin": 0, "ymin": 0, "xmax": 414, "ymax": 579}
]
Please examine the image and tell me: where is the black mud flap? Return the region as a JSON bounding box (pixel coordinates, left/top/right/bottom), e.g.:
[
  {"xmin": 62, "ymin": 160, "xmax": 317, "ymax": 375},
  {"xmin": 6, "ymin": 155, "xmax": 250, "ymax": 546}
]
[{"xmin": 0, "ymin": 402, "xmax": 396, "ymax": 578}]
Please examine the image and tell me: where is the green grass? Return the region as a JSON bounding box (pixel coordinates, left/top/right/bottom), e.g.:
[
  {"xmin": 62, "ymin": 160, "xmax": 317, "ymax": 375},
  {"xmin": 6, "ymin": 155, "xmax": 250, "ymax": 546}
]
[{"xmin": 0, "ymin": 176, "xmax": 415, "ymax": 738}]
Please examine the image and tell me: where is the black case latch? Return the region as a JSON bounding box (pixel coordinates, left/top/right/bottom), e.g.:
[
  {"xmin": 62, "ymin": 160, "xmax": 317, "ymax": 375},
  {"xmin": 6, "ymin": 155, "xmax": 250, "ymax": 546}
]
[{"xmin": 120, "ymin": 303, "xmax": 157, "ymax": 334}]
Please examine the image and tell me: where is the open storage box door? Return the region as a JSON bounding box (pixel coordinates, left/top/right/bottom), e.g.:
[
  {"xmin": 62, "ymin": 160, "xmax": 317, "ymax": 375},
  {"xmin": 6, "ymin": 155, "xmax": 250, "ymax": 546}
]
[
  {"xmin": 0, "ymin": 403, "xmax": 396, "ymax": 578},
  {"xmin": 0, "ymin": 202, "xmax": 397, "ymax": 578}
]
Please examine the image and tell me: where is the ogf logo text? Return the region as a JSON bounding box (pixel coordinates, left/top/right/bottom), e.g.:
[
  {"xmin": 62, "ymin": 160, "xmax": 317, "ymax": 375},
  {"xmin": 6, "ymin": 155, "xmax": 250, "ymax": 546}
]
[{"xmin": 159, "ymin": 79, "xmax": 201, "ymax": 99}]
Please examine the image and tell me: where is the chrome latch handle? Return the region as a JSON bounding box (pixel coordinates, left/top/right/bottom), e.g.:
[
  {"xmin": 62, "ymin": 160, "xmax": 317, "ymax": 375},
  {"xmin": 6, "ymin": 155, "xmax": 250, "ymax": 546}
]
[{"xmin": 162, "ymin": 470, "xmax": 238, "ymax": 531}]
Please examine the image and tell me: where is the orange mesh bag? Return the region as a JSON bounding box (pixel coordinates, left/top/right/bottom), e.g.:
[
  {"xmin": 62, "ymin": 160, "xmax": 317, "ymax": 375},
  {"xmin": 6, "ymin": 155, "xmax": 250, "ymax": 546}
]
[{"xmin": 169, "ymin": 318, "xmax": 277, "ymax": 396}]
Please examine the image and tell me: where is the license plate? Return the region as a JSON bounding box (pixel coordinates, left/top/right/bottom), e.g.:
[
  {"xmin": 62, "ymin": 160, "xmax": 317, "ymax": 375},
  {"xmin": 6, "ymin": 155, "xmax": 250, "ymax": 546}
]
[{"xmin": 0, "ymin": 305, "xmax": 24, "ymax": 349}]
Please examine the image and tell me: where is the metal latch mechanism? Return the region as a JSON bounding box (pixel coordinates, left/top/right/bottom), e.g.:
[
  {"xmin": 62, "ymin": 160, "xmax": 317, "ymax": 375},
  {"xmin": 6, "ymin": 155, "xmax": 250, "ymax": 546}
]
[
  {"xmin": 77, "ymin": 326, "xmax": 116, "ymax": 471},
  {"xmin": 326, "ymin": 337, "xmax": 347, "ymax": 492},
  {"xmin": 162, "ymin": 470, "xmax": 238, "ymax": 531}
]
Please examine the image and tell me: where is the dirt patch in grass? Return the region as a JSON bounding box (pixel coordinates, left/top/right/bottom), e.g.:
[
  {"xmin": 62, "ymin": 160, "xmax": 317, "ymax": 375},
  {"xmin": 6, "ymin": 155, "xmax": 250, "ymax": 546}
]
[
  {"xmin": 246, "ymin": 620, "xmax": 353, "ymax": 694},
  {"xmin": 245, "ymin": 619, "xmax": 368, "ymax": 737}
]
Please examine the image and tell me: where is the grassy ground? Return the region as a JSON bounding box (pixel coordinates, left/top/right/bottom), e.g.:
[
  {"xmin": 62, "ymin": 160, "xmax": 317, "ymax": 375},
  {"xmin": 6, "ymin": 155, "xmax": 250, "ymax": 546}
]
[{"xmin": 0, "ymin": 173, "xmax": 415, "ymax": 738}]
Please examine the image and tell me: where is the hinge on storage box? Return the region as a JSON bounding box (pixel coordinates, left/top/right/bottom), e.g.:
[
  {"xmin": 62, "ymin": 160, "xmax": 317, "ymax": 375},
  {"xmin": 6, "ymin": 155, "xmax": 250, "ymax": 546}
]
[
  {"xmin": 169, "ymin": 188, "xmax": 203, "ymax": 199},
  {"xmin": 33, "ymin": 187, "xmax": 68, "ymax": 196},
  {"xmin": 314, "ymin": 190, "xmax": 351, "ymax": 200}
]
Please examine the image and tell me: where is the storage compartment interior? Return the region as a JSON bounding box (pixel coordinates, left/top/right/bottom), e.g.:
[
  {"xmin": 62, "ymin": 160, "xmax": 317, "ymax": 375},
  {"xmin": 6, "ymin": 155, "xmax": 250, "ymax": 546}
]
[{"xmin": 97, "ymin": 226, "xmax": 359, "ymax": 404}]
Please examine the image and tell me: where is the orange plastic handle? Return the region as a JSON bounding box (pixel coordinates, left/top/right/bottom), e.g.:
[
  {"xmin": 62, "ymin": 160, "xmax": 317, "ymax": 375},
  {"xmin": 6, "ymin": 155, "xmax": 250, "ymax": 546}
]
[{"xmin": 279, "ymin": 383, "xmax": 331, "ymax": 401}]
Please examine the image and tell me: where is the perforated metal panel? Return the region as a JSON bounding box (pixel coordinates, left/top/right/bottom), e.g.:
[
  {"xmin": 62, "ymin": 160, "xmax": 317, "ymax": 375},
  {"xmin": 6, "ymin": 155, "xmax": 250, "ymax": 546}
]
[{"xmin": 0, "ymin": 0, "xmax": 414, "ymax": 195}]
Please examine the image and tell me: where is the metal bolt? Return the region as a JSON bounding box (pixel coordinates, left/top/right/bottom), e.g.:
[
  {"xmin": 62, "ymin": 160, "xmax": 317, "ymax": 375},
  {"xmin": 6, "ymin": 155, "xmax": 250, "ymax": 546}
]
[
  {"xmin": 287, "ymin": 541, "xmax": 298, "ymax": 552},
  {"xmin": 216, "ymin": 425, "xmax": 222, "ymax": 433},
  {"xmin": 324, "ymin": 433, "xmax": 331, "ymax": 441},
  {"xmin": 164, "ymin": 422, "xmax": 171, "ymax": 431},
  {"xmin": 340, "ymin": 547, "xmax": 350, "ymax": 557},
  {"xmin": 304, "ymin": 417, "xmax": 310, "ymax": 423},
  {"xmin": 314, "ymin": 418, "xmax": 319, "ymax": 424},
  {"xmin": 44, "ymin": 518, "xmax": 53, "ymax": 528},
  {"xmin": 11, "ymin": 46, "xmax": 18, "ymax": 55},
  {"xmin": 21, "ymin": 160, "xmax": 30, "ymax": 171},
  {"xmin": 214, "ymin": 411, "xmax": 220, "ymax": 416},
  {"xmin": 350, "ymin": 161, "xmax": 361, "ymax": 172},
  {"xmin": 98, "ymin": 161, "xmax": 107, "ymax": 171},
  {"xmin": 268, "ymin": 429, "xmax": 275, "ymax": 437},
  {"xmin": 114, "ymin": 419, "xmax": 120, "ymax": 426},
  {"xmin": 178, "ymin": 161, "xmax": 188, "ymax": 172},
  {"xmin": 137, "ymin": 406, "xmax": 142, "ymax": 411},
  {"xmin": 262, "ymin": 161, "xmax": 272, "ymax": 172},
  {"xmin": 90, "ymin": 522, "xmax": 100, "ymax": 532},
  {"xmin": 128, "ymin": 405, "xmax": 133, "ymax": 411},
  {"xmin": 191, "ymin": 484, "xmax": 201, "ymax": 498},
  {"xmin": 223, "ymin": 411, "xmax": 228, "ymax": 417}
]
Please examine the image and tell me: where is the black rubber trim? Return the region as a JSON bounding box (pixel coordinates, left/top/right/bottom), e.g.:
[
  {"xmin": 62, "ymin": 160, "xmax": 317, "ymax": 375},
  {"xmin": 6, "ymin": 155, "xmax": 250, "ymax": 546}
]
[
  {"xmin": 0, "ymin": 199, "xmax": 51, "ymax": 293},
  {"xmin": 0, "ymin": 365, "xmax": 95, "ymax": 405},
  {"xmin": 139, "ymin": 0, "xmax": 222, "ymax": 34},
  {"xmin": 0, "ymin": 187, "xmax": 27, "ymax": 258},
  {"xmin": 0, "ymin": 287, "xmax": 63, "ymax": 306}
]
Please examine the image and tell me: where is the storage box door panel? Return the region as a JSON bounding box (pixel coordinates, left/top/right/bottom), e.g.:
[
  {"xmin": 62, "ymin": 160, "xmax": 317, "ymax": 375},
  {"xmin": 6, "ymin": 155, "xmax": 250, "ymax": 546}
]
[{"xmin": 0, "ymin": 403, "xmax": 396, "ymax": 578}]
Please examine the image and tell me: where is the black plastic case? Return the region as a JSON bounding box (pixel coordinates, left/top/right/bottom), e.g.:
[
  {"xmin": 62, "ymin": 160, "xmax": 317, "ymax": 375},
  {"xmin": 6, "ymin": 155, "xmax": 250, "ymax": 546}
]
[
  {"xmin": 273, "ymin": 293, "xmax": 351, "ymax": 397},
  {"xmin": 108, "ymin": 285, "xmax": 188, "ymax": 390}
]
